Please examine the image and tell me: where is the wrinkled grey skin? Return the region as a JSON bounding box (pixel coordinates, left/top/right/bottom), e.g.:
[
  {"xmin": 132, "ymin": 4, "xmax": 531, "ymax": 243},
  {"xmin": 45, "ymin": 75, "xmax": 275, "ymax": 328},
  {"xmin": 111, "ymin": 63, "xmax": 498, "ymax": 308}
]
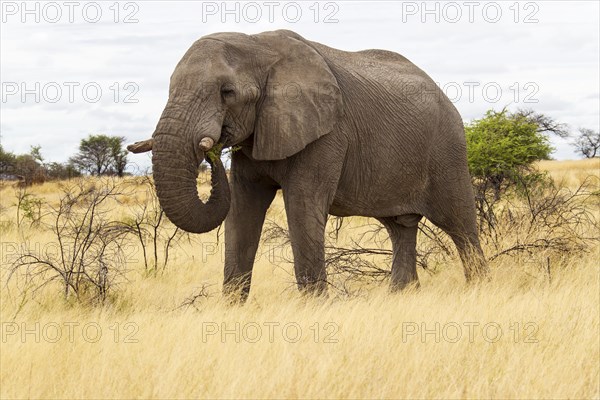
[{"xmin": 149, "ymin": 30, "xmax": 488, "ymax": 300}]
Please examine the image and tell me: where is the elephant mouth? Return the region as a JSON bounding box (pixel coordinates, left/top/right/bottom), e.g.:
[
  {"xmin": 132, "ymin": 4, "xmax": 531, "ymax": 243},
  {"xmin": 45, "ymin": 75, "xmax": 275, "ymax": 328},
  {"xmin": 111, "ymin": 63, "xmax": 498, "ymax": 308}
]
[{"xmin": 220, "ymin": 124, "xmax": 234, "ymax": 145}]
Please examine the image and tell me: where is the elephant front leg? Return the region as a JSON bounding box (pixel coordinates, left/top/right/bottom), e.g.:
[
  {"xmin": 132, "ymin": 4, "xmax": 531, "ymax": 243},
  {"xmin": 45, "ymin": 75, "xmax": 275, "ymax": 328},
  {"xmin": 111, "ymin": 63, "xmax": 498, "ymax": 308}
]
[
  {"xmin": 223, "ymin": 179, "xmax": 276, "ymax": 302},
  {"xmin": 283, "ymin": 190, "xmax": 329, "ymax": 295},
  {"xmin": 379, "ymin": 215, "xmax": 422, "ymax": 291}
]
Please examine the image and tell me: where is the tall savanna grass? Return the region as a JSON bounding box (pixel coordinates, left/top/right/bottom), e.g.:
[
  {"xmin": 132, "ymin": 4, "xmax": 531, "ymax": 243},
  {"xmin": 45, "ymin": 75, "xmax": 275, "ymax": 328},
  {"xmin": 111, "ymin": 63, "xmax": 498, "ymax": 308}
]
[{"xmin": 0, "ymin": 159, "xmax": 598, "ymax": 399}]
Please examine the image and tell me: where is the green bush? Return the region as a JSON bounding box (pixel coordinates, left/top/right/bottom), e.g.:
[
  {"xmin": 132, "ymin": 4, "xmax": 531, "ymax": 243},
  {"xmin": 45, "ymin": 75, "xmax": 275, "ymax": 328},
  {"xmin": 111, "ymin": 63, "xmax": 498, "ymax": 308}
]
[{"xmin": 466, "ymin": 109, "xmax": 554, "ymax": 199}]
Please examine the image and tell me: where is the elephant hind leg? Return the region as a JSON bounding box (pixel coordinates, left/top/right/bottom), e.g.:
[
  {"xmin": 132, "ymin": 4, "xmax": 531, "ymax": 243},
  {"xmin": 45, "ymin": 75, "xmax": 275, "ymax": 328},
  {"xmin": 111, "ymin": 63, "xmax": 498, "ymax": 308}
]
[
  {"xmin": 378, "ymin": 214, "xmax": 422, "ymax": 291},
  {"xmin": 427, "ymin": 208, "xmax": 489, "ymax": 282},
  {"xmin": 448, "ymin": 231, "xmax": 489, "ymax": 282}
]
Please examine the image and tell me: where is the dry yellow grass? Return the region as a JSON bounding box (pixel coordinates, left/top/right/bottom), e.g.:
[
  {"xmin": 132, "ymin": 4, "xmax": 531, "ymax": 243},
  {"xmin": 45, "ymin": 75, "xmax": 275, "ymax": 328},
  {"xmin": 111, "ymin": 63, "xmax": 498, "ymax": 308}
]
[
  {"xmin": 0, "ymin": 160, "xmax": 599, "ymax": 399},
  {"xmin": 537, "ymin": 157, "xmax": 600, "ymax": 189}
]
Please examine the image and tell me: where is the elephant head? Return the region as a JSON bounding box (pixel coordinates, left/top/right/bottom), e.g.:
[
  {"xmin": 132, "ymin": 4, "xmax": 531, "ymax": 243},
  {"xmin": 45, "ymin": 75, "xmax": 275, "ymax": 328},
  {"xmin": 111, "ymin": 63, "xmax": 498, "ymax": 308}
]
[{"xmin": 129, "ymin": 30, "xmax": 343, "ymax": 233}]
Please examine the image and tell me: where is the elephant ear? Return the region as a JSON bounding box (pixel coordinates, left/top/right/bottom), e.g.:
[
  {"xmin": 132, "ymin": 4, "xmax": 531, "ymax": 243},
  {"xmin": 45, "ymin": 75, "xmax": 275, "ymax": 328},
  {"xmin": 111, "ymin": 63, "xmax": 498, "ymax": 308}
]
[{"xmin": 252, "ymin": 31, "xmax": 343, "ymax": 161}]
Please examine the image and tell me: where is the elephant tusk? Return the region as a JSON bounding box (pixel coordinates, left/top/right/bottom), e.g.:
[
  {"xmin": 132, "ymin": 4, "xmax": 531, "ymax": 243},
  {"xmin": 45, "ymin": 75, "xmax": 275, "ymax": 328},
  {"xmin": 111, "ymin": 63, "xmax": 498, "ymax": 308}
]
[
  {"xmin": 127, "ymin": 139, "xmax": 154, "ymax": 153},
  {"xmin": 199, "ymin": 137, "xmax": 214, "ymax": 152}
]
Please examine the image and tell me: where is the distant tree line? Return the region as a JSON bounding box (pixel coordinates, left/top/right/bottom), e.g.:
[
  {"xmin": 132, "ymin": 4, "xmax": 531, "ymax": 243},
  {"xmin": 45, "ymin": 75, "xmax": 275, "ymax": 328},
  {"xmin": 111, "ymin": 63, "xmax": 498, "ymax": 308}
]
[{"xmin": 0, "ymin": 134, "xmax": 129, "ymax": 185}]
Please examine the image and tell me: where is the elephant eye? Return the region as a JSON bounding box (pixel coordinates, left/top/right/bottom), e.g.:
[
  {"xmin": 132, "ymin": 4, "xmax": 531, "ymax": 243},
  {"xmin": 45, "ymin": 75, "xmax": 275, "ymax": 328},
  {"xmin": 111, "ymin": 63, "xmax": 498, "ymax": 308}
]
[{"xmin": 221, "ymin": 85, "xmax": 236, "ymax": 100}]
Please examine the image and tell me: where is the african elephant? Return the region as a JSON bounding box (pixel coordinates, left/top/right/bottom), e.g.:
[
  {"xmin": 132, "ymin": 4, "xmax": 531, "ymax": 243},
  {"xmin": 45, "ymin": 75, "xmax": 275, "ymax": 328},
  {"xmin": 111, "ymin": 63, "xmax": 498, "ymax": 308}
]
[{"xmin": 129, "ymin": 29, "xmax": 488, "ymax": 299}]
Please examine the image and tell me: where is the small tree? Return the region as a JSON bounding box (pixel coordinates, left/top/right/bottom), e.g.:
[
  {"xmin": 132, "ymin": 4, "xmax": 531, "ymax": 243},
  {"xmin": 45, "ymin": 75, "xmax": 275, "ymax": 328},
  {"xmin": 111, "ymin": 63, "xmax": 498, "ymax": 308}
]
[
  {"xmin": 466, "ymin": 109, "xmax": 554, "ymax": 199},
  {"xmin": 9, "ymin": 179, "xmax": 131, "ymax": 303},
  {"xmin": 124, "ymin": 175, "xmax": 191, "ymax": 274},
  {"xmin": 572, "ymin": 128, "xmax": 600, "ymax": 158},
  {"xmin": 466, "ymin": 109, "xmax": 558, "ymax": 232},
  {"xmin": 70, "ymin": 134, "xmax": 128, "ymax": 176}
]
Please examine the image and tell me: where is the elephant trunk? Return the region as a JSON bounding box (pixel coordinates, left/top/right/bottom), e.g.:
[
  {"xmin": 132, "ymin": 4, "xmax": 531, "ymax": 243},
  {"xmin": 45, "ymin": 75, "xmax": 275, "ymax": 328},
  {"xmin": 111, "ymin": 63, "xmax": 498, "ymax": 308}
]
[{"xmin": 151, "ymin": 117, "xmax": 230, "ymax": 234}]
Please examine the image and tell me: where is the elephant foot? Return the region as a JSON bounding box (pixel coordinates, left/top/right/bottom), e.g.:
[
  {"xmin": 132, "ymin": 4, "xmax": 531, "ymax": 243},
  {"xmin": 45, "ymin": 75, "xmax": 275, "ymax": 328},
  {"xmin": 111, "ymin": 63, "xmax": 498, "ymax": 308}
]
[
  {"xmin": 464, "ymin": 266, "xmax": 491, "ymax": 284},
  {"xmin": 297, "ymin": 279, "xmax": 328, "ymax": 297},
  {"xmin": 222, "ymin": 288, "xmax": 249, "ymax": 305},
  {"xmin": 390, "ymin": 278, "xmax": 421, "ymax": 293},
  {"xmin": 222, "ymin": 277, "xmax": 251, "ymax": 305},
  {"xmin": 463, "ymin": 253, "xmax": 491, "ymax": 284}
]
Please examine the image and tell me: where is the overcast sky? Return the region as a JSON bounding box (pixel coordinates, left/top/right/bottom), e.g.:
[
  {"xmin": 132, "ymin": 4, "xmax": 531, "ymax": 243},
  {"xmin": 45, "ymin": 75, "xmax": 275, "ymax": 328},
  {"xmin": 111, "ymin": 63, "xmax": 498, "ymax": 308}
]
[{"xmin": 1, "ymin": 0, "xmax": 599, "ymax": 172}]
